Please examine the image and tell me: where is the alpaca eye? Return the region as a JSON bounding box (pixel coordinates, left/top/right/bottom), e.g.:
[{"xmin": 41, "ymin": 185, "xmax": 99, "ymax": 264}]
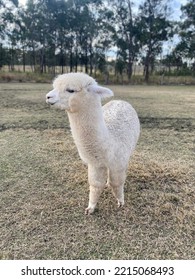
[{"xmin": 67, "ymin": 89, "xmax": 75, "ymax": 93}]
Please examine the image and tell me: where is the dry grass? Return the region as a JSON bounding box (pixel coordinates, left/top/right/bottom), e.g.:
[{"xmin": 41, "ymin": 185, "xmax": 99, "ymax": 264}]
[{"xmin": 0, "ymin": 83, "xmax": 195, "ymax": 260}]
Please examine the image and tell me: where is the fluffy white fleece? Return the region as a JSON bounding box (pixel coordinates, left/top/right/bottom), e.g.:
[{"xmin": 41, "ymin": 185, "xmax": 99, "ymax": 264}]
[{"xmin": 46, "ymin": 72, "xmax": 140, "ymax": 214}]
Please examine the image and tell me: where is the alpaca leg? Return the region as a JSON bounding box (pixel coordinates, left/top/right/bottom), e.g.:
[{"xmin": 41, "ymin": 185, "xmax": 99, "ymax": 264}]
[
  {"xmin": 108, "ymin": 169, "xmax": 126, "ymax": 207},
  {"xmin": 85, "ymin": 165, "xmax": 107, "ymax": 215}
]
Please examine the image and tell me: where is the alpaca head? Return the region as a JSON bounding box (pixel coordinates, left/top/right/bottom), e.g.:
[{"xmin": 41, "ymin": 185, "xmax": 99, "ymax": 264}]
[{"xmin": 46, "ymin": 72, "xmax": 113, "ymax": 112}]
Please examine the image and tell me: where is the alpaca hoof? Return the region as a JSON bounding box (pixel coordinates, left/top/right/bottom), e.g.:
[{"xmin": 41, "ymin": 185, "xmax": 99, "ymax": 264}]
[
  {"xmin": 85, "ymin": 207, "xmax": 95, "ymax": 215},
  {"xmin": 117, "ymin": 200, "xmax": 124, "ymax": 208}
]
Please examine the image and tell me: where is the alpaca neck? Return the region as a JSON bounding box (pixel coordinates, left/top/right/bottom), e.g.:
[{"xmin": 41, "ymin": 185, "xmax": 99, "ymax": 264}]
[{"xmin": 67, "ymin": 102, "xmax": 109, "ymax": 163}]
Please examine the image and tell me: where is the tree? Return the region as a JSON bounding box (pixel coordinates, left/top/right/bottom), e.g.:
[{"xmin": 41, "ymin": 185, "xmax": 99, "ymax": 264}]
[
  {"xmin": 109, "ymin": 0, "xmax": 140, "ymax": 81},
  {"xmin": 68, "ymin": 0, "xmax": 104, "ymax": 74},
  {"xmin": 161, "ymin": 52, "xmax": 183, "ymax": 73},
  {"xmin": 138, "ymin": 0, "xmax": 172, "ymax": 82},
  {"xmin": 176, "ymin": 0, "xmax": 195, "ymax": 73},
  {"xmin": 18, "ymin": 0, "xmax": 66, "ymax": 73},
  {"xmin": 0, "ymin": 0, "xmax": 19, "ymax": 69}
]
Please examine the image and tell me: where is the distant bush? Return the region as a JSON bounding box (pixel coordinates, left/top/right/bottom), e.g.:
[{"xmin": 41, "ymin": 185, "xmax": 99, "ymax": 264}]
[
  {"xmin": 156, "ymin": 67, "xmax": 195, "ymax": 77},
  {"xmin": 0, "ymin": 70, "xmax": 195, "ymax": 85},
  {"xmin": 0, "ymin": 71, "xmax": 53, "ymax": 83}
]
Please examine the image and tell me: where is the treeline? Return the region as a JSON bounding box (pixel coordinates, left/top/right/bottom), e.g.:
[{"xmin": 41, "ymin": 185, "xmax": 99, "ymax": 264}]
[{"xmin": 0, "ymin": 0, "xmax": 194, "ymax": 82}]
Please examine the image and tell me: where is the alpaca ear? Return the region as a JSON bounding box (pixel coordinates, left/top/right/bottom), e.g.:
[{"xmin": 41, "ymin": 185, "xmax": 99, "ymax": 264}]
[{"xmin": 87, "ymin": 84, "xmax": 114, "ymax": 99}]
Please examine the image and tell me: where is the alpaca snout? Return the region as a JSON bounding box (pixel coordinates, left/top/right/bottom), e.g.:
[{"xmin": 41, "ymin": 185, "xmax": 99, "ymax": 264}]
[
  {"xmin": 46, "ymin": 95, "xmax": 51, "ymax": 101},
  {"xmin": 46, "ymin": 89, "xmax": 59, "ymax": 105},
  {"xmin": 46, "ymin": 95, "xmax": 55, "ymax": 105}
]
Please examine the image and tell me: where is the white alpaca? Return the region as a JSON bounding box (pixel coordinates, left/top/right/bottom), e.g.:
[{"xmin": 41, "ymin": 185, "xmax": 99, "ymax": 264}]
[{"xmin": 46, "ymin": 72, "xmax": 140, "ymax": 214}]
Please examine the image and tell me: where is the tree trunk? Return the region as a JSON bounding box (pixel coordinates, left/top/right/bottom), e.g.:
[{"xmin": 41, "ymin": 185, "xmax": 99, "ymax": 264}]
[
  {"xmin": 75, "ymin": 35, "xmax": 78, "ymax": 72},
  {"xmin": 85, "ymin": 46, "xmax": 88, "ymax": 74},
  {"xmin": 127, "ymin": 54, "xmax": 133, "ymax": 82},
  {"xmin": 89, "ymin": 38, "xmax": 93, "ymax": 75},
  {"xmin": 10, "ymin": 46, "xmax": 15, "ymax": 71},
  {"xmin": 144, "ymin": 45, "xmax": 152, "ymax": 83},
  {"xmin": 40, "ymin": 48, "xmax": 44, "ymax": 73},
  {"xmin": 0, "ymin": 44, "xmax": 3, "ymax": 70},
  {"xmin": 22, "ymin": 46, "xmax": 25, "ymax": 72},
  {"xmin": 75, "ymin": 48, "xmax": 78, "ymax": 72},
  {"xmin": 32, "ymin": 43, "xmax": 36, "ymax": 72},
  {"xmin": 60, "ymin": 48, "xmax": 64, "ymax": 74},
  {"xmin": 70, "ymin": 46, "xmax": 73, "ymax": 72},
  {"xmin": 145, "ymin": 59, "xmax": 150, "ymax": 83}
]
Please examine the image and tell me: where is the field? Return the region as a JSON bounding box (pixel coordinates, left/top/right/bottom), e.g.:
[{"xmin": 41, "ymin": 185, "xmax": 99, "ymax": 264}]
[{"xmin": 0, "ymin": 83, "xmax": 195, "ymax": 259}]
